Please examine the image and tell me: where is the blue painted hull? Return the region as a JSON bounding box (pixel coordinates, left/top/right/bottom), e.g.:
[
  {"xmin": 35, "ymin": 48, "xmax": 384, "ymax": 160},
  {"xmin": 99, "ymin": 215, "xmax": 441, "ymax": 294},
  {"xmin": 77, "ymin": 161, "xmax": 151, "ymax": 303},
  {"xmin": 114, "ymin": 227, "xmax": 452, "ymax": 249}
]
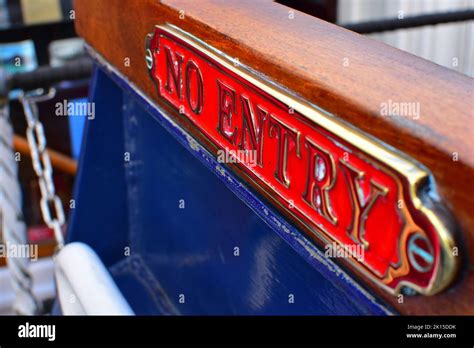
[{"xmin": 67, "ymin": 62, "xmax": 392, "ymax": 315}]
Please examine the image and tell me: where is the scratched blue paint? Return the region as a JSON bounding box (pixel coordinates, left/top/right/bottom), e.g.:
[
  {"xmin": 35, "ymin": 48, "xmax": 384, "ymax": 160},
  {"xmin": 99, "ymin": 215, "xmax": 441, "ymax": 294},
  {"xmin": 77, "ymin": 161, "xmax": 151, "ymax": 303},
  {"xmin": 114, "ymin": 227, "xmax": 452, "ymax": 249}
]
[{"xmin": 66, "ymin": 61, "xmax": 393, "ymax": 315}]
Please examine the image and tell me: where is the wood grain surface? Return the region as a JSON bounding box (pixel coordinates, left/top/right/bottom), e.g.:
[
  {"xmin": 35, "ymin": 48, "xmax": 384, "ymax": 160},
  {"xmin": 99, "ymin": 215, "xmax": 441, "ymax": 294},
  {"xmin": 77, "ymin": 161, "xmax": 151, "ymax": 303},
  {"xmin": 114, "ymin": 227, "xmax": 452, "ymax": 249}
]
[{"xmin": 74, "ymin": 0, "xmax": 474, "ymax": 314}]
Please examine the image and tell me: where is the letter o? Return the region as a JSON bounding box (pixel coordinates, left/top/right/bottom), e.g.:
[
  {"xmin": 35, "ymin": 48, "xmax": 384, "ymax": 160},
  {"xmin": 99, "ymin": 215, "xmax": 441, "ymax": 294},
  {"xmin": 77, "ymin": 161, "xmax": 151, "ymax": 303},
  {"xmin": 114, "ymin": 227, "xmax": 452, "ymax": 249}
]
[{"xmin": 185, "ymin": 60, "xmax": 203, "ymax": 115}]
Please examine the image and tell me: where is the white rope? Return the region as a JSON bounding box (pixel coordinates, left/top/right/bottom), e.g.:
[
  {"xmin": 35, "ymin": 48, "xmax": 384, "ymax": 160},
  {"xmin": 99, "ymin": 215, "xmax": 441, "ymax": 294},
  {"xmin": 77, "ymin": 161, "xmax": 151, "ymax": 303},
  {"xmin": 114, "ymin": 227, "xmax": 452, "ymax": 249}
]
[{"xmin": 0, "ymin": 101, "xmax": 42, "ymax": 315}]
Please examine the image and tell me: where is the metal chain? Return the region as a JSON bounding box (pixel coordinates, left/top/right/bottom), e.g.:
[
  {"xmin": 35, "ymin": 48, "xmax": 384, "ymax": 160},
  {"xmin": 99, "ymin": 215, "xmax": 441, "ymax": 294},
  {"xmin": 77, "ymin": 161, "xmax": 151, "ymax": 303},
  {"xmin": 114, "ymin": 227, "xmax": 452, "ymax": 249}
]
[
  {"xmin": 0, "ymin": 99, "xmax": 42, "ymax": 315},
  {"xmin": 19, "ymin": 89, "xmax": 65, "ymax": 249}
]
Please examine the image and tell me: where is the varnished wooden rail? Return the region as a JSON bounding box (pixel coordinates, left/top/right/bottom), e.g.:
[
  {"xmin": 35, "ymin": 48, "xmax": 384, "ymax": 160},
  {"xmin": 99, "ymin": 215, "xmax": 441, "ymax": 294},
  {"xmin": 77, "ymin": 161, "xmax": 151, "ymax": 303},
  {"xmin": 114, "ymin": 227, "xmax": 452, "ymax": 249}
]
[{"xmin": 74, "ymin": 0, "xmax": 474, "ymax": 314}]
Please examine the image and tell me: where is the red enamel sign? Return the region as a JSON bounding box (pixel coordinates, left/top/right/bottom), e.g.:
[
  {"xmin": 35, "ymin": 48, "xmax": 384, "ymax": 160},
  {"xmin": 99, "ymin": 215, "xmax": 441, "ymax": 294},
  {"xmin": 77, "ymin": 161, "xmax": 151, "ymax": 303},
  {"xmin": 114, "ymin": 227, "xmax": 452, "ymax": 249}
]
[{"xmin": 146, "ymin": 25, "xmax": 458, "ymax": 295}]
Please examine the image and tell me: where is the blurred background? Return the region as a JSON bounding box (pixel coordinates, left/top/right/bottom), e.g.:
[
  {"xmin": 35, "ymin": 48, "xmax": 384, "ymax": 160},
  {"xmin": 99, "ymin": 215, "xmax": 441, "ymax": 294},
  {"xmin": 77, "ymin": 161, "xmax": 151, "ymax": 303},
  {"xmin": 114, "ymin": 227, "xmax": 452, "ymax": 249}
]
[
  {"xmin": 280, "ymin": 0, "xmax": 474, "ymax": 76},
  {"xmin": 338, "ymin": 0, "xmax": 473, "ymax": 77}
]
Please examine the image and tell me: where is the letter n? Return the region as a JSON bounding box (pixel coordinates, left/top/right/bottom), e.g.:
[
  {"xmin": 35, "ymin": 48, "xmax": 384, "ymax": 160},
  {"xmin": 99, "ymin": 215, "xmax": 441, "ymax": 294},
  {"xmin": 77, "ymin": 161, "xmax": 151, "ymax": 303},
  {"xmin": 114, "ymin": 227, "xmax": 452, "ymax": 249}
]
[{"xmin": 164, "ymin": 46, "xmax": 184, "ymax": 99}]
